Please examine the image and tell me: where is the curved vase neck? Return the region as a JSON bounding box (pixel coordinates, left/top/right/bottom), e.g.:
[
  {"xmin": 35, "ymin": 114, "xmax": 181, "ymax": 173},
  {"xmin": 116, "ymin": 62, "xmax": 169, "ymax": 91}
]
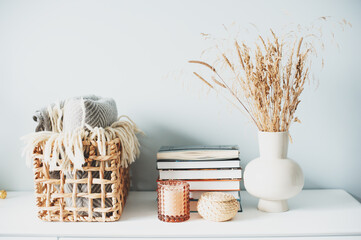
[{"xmin": 258, "ymin": 131, "xmax": 289, "ymax": 159}]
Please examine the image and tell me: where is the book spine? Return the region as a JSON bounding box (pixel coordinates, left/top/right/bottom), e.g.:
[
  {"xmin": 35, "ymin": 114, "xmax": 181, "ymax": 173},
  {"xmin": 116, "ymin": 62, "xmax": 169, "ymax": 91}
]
[{"xmin": 159, "ymin": 169, "xmax": 242, "ymax": 180}]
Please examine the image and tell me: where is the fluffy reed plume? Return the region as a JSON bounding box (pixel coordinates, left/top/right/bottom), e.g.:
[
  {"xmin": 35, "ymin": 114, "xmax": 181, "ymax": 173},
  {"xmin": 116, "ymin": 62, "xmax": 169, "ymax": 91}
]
[{"xmin": 190, "ymin": 19, "xmax": 350, "ymax": 132}]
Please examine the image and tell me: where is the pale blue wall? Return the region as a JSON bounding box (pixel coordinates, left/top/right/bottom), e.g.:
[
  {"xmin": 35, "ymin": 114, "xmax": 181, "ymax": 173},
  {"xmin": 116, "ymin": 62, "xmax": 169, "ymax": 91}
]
[{"xmin": 0, "ymin": 0, "xmax": 360, "ymax": 201}]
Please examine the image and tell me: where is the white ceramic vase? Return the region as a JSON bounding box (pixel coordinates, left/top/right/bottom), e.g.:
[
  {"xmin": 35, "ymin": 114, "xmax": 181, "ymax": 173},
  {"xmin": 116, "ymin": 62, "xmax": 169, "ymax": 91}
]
[{"xmin": 243, "ymin": 131, "xmax": 304, "ymax": 213}]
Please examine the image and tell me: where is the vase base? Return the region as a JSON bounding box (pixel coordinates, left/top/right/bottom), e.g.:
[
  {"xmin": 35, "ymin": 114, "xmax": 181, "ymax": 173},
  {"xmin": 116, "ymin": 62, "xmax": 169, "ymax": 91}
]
[{"xmin": 258, "ymin": 199, "xmax": 288, "ymax": 213}]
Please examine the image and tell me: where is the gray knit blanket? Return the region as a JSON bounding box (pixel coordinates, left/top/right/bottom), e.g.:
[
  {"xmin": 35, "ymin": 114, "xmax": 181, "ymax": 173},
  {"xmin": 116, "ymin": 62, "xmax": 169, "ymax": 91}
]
[
  {"xmin": 34, "ymin": 95, "xmax": 118, "ymax": 217},
  {"xmin": 33, "ymin": 95, "xmax": 117, "ymax": 132}
]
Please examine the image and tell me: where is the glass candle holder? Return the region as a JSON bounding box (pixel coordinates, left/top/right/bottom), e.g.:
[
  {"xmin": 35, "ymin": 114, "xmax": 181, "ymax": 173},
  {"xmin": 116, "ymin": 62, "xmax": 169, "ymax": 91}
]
[{"xmin": 157, "ymin": 180, "xmax": 190, "ymax": 222}]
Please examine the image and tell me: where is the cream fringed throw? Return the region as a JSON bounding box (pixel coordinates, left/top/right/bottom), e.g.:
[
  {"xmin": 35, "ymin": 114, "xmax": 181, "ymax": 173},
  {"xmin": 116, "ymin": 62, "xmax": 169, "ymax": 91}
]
[
  {"xmin": 24, "ymin": 95, "xmax": 139, "ymax": 171},
  {"xmin": 23, "ymin": 115, "xmax": 141, "ymax": 171}
]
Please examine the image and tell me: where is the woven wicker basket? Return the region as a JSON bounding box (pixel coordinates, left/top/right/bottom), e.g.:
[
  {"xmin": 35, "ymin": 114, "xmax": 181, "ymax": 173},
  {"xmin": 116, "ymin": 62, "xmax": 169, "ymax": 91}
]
[
  {"xmin": 197, "ymin": 192, "xmax": 240, "ymax": 222},
  {"xmin": 32, "ymin": 138, "xmax": 130, "ymax": 222}
]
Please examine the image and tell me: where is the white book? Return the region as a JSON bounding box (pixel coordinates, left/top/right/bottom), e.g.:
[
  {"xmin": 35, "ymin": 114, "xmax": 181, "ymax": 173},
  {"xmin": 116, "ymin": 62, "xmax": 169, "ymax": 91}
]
[
  {"xmin": 190, "ymin": 191, "xmax": 240, "ymax": 200},
  {"xmin": 182, "ymin": 179, "xmax": 241, "ymax": 191},
  {"xmin": 157, "ymin": 145, "xmax": 239, "ymax": 160},
  {"xmin": 158, "ymin": 168, "xmax": 242, "ymax": 180},
  {"xmin": 156, "ymin": 160, "xmax": 240, "ymax": 169},
  {"xmin": 157, "ymin": 179, "xmax": 241, "ymax": 191}
]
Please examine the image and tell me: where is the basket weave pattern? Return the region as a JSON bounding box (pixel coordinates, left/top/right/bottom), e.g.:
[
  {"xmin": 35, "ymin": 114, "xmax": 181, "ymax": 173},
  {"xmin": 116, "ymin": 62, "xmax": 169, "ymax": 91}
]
[
  {"xmin": 33, "ymin": 138, "xmax": 130, "ymax": 222},
  {"xmin": 197, "ymin": 192, "xmax": 240, "ymax": 222}
]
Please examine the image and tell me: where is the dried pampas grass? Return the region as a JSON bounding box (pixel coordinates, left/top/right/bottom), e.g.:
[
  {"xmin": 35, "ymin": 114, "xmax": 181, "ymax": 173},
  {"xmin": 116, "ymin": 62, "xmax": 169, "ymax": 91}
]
[{"xmin": 190, "ymin": 18, "xmax": 350, "ymax": 132}]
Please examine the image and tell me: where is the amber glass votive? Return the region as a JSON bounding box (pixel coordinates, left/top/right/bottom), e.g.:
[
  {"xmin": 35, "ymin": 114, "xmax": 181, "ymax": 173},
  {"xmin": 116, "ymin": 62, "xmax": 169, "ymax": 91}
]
[{"xmin": 157, "ymin": 180, "xmax": 190, "ymax": 222}]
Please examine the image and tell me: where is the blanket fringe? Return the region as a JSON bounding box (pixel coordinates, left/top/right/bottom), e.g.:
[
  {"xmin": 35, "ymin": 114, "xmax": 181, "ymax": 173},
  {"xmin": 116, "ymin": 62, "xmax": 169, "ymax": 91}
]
[{"xmin": 22, "ymin": 116, "xmax": 141, "ymax": 173}]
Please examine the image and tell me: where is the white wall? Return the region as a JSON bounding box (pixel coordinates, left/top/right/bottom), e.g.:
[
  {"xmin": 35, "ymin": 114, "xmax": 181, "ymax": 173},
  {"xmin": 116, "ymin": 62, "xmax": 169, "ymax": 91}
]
[{"xmin": 0, "ymin": 0, "xmax": 360, "ymax": 201}]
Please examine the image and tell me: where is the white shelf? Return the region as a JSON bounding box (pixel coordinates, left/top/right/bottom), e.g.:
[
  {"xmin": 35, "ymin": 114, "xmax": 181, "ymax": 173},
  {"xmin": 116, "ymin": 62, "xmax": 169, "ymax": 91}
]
[{"xmin": 0, "ymin": 190, "xmax": 361, "ymax": 239}]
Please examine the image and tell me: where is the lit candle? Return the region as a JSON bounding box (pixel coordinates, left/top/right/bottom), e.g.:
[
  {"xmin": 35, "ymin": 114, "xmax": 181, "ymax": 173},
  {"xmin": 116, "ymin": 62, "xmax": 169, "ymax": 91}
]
[{"xmin": 157, "ymin": 180, "xmax": 190, "ymax": 222}]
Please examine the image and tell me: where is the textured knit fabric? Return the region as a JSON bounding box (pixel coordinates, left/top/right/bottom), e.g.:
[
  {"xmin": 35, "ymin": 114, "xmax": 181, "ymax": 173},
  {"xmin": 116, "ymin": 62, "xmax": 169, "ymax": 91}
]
[
  {"xmin": 63, "ymin": 96, "xmax": 118, "ymax": 131},
  {"xmin": 33, "ymin": 95, "xmax": 117, "ymax": 132}
]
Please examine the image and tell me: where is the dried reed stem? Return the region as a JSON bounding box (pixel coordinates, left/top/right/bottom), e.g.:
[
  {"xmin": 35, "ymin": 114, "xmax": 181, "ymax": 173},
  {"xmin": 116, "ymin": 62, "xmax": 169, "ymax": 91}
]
[{"xmin": 190, "ymin": 30, "xmax": 312, "ymax": 132}]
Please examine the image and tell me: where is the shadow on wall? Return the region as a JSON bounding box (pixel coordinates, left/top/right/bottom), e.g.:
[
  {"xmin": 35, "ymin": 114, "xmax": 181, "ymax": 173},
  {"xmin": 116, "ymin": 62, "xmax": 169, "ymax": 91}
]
[
  {"xmin": 351, "ymin": 194, "xmax": 361, "ymax": 202},
  {"xmin": 130, "ymin": 122, "xmax": 204, "ymax": 191}
]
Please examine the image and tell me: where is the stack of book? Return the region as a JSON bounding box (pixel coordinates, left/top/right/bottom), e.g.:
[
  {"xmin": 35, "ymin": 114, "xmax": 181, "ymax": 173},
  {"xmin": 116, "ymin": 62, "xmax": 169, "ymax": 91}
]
[{"xmin": 156, "ymin": 145, "xmax": 242, "ymax": 212}]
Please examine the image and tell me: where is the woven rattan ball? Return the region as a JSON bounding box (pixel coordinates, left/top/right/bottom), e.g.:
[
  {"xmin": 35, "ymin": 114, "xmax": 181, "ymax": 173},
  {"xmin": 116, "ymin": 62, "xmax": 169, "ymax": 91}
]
[{"xmin": 197, "ymin": 192, "xmax": 240, "ymax": 222}]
